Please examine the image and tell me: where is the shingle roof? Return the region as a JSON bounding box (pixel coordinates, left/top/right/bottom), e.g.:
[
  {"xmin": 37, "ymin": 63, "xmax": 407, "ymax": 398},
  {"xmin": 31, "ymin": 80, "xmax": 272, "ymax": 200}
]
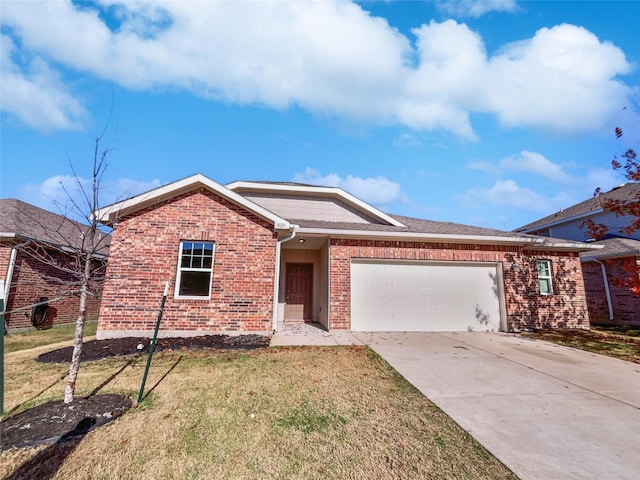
[
  {"xmin": 580, "ymin": 237, "xmax": 640, "ymax": 260},
  {"xmin": 0, "ymin": 199, "xmax": 109, "ymax": 252},
  {"xmin": 515, "ymin": 183, "xmax": 640, "ymax": 232},
  {"xmin": 292, "ymin": 214, "xmax": 593, "ymax": 249}
]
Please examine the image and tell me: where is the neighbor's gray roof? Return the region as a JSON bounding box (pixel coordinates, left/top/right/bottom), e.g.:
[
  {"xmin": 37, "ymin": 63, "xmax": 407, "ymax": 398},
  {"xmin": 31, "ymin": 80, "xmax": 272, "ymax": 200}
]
[
  {"xmin": 515, "ymin": 182, "xmax": 640, "ymax": 233},
  {"xmin": 580, "ymin": 237, "xmax": 640, "ymax": 260},
  {"xmin": 0, "ymin": 199, "xmax": 109, "ymax": 251}
]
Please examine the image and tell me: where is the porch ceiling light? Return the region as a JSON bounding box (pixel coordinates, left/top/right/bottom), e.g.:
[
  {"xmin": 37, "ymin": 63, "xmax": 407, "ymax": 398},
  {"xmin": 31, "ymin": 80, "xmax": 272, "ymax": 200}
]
[{"xmin": 298, "ymin": 238, "xmax": 306, "ymax": 243}]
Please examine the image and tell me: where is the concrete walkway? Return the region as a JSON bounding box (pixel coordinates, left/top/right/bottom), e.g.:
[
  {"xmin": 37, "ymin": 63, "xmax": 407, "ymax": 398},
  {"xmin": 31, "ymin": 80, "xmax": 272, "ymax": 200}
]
[
  {"xmin": 270, "ymin": 323, "xmax": 364, "ymax": 346},
  {"xmin": 271, "ymin": 327, "xmax": 640, "ymax": 480}
]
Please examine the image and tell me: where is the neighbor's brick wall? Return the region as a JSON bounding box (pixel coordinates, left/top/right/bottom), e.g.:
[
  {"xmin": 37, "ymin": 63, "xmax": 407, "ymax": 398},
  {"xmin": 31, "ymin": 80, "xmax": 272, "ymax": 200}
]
[
  {"xmin": 98, "ymin": 189, "xmax": 277, "ymax": 336},
  {"xmin": 1, "ymin": 243, "xmax": 102, "ymax": 330},
  {"xmin": 328, "ymin": 239, "xmax": 589, "ymax": 331},
  {"xmin": 582, "ymin": 257, "xmax": 640, "ymax": 325}
]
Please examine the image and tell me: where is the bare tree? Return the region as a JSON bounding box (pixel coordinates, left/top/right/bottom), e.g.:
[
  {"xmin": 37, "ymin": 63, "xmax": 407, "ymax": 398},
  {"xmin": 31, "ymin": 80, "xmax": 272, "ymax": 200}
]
[{"xmin": 11, "ymin": 126, "xmax": 112, "ymax": 404}]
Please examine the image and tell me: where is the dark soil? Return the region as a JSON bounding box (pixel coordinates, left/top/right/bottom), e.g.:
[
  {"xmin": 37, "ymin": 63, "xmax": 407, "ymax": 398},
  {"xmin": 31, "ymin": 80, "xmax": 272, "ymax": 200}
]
[
  {"xmin": 37, "ymin": 334, "xmax": 271, "ymax": 363},
  {"xmin": 2, "ymin": 334, "xmax": 270, "ymax": 451},
  {"xmin": 1, "ymin": 394, "xmax": 132, "ymax": 450}
]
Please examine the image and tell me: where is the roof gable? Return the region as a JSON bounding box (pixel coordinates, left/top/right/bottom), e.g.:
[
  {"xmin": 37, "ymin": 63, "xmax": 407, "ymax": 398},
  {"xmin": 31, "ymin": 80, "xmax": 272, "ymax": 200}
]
[
  {"xmin": 226, "ymin": 181, "xmax": 405, "ymax": 227},
  {"xmin": 95, "ymin": 174, "xmax": 290, "ymax": 230}
]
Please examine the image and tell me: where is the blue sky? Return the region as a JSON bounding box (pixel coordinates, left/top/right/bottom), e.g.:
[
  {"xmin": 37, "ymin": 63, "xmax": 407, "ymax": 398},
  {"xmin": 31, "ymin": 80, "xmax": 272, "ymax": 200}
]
[{"xmin": 1, "ymin": 0, "xmax": 639, "ymax": 231}]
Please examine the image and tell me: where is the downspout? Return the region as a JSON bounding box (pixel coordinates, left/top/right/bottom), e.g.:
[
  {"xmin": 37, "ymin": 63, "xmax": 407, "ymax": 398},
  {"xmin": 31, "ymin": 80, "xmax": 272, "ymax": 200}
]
[
  {"xmin": 593, "ymin": 259, "xmax": 614, "ymax": 321},
  {"xmin": 3, "ymin": 247, "xmax": 17, "ymax": 333},
  {"xmin": 272, "ymin": 226, "xmax": 298, "ymax": 333},
  {"xmin": 583, "ymin": 257, "xmax": 614, "ymax": 321}
]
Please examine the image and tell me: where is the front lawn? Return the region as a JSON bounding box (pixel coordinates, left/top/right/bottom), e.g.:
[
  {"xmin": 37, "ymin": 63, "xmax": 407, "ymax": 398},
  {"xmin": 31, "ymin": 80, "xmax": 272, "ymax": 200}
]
[
  {"xmin": 521, "ymin": 325, "xmax": 640, "ymax": 364},
  {"xmin": 1, "ymin": 344, "xmax": 517, "ymax": 479},
  {"xmin": 3, "ymin": 321, "xmax": 98, "ymax": 354}
]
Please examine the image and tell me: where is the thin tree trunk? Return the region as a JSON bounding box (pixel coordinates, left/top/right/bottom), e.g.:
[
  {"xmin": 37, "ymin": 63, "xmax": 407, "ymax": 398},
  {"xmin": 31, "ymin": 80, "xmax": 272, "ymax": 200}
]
[{"xmin": 64, "ymin": 251, "xmax": 92, "ymax": 404}]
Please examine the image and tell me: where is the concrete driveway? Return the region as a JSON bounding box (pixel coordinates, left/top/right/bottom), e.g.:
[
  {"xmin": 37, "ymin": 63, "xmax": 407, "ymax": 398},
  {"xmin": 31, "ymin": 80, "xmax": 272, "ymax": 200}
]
[{"xmin": 353, "ymin": 331, "xmax": 640, "ymax": 480}]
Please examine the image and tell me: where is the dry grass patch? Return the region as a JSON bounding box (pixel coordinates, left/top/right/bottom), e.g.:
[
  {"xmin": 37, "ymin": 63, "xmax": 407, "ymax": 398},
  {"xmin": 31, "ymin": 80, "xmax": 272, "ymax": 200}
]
[
  {"xmin": 1, "ymin": 345, "xmax": 516, "ymax": 479},
  {"xmin": 3, "ymin": 322, "xmax": 97, "ymax": 354},
  {"xmin": 521, "ymin": 326, "xmax": 640, "ymax": 364}
]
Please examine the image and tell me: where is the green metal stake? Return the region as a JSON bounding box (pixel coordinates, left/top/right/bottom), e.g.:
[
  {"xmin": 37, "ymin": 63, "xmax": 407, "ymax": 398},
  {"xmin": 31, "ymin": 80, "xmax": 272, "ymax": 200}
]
[
  {"xmin": 137, "ymin": 282, "xmax": 169, "ymax": 404},
  {"xmin": 1, "ymin": 299, "xmax": 5, "ymax": 414}
]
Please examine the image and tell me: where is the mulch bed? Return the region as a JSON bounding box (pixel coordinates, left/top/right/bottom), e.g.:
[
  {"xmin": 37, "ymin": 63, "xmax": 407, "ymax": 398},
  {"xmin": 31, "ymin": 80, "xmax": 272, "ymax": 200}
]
[
  {"xmin": 37, "ymin": 334, "xmax": 271, "ymax": 363},
  {"xmin": 1, "ymin": 394, "xmax": 132, "ymax": 450},
  {"xmin": 2, "ymin": 334, "xmax": 271, "ymax": 451}
]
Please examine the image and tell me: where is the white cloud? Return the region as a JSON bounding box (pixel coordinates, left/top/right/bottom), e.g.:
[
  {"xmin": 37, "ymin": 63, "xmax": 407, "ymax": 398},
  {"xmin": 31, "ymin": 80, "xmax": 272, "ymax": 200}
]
[
  {"xmin": 437, "ymin": 0, "xmax": 519, "ymax": 18},
  {"xmin": 484, "ymin": 24, "xmax": 631, "ymax": 132},
  {"xmin": 463, "ymin": 179, "xmax": 552, "ymax": 212},
  {"xmin": 0, "ymin": 2, "xmax": 633, "ymax": 137},
  {"xmin": 393, "ymin": 132, "xmax": 422, "ymax": 147},
  {"xmin": 0, "ymin": 34, "xmax": 87, "ymax": 131},
  {"xmin": 585, "ymin": 168, "xmax": 627, "ymax": 194},
  {"xmin": 292, "ymin": 167, "xmax": 406, "ymax": 207},
  {"xmin": 20, "ymin": 175, "xmax": 162, "ymax": 215},
  {"xmin": 500, "ymin": 151, "xmax": 573, "ymax": 183}
]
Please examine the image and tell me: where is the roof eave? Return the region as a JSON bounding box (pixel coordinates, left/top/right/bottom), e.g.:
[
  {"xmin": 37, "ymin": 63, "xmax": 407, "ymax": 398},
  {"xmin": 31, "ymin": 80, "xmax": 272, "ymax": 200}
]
[
  {"xmin": 581, "ymin": 249, "xmax": 640, "ymax": 261},
  {"xmin": 524, "ymin": 241, "xmax": 604, "ymax": 252},
  {"xmin": 296, "ymin": 227, "xmax": 547, "ymax": 247}
]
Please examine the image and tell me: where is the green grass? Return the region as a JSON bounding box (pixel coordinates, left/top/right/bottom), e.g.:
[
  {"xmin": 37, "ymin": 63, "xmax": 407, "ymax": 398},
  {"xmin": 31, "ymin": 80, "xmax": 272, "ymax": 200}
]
[{"xmin": 3, "ymin": 321, "xmax": 98, "ymax": 353}]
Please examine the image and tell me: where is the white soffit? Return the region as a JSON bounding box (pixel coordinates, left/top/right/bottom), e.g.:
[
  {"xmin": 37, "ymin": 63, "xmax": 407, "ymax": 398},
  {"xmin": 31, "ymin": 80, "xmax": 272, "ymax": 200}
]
[
  {"xmin": 226, "ymin": 181, "xmax": 405, "ymax": 227},
  {"xmin": 94, "ymin": 174, "xmax": 290, "ymax": 229}
]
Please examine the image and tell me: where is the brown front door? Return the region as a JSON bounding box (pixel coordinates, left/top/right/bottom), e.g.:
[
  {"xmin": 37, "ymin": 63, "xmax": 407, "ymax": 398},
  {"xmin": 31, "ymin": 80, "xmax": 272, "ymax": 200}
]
[{"xmin": 285, "ymin": 263, "xmax": 313, "ymax": 322}]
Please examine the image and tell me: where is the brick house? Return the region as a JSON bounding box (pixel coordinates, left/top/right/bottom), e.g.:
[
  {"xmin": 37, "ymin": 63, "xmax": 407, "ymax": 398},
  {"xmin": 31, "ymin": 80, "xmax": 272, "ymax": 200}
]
[
  {"xmin": 515, "ymin": 183, "xmax": 640, "ymax": 325},
  {"xmin": 0, "ymin": 199, "xmax": 107, "ymax": 330},
  {"xmin": 95, "ymin": 174, "xmax": 599, "ymax": 339}
]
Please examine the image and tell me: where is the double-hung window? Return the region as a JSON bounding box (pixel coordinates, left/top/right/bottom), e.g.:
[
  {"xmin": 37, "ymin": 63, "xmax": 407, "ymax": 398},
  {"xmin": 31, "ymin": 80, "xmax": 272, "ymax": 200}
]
[
  {"xmin": 175, "ymin": 241, "xmax": 215, "ymax": 298},
  {"xmin": 536, "ymin": 260, "xmax": 553, "ymax": 295}
]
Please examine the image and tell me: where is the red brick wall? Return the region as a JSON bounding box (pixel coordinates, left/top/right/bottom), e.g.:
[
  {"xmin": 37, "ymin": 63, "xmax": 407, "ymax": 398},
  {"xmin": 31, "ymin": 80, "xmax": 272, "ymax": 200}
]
[
  {"xmin": 582, "ymin": 257, "xmax": 640, "ymax": 325},
  {"xmin": 328, "ymin": 239, "xmax": 589, "ymax": 331},
  {"xmin": 98, "ymin": 189, "xmax": 277, "ymax": 337},
  {"xmin": 1, "ymin": 244, "xmax": 102, "ymax": 330}
]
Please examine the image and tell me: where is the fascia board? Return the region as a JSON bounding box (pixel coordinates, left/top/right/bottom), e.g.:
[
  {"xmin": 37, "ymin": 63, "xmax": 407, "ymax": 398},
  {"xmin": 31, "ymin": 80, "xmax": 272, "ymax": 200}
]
[
  {"xmin": 524, "ymin": 241, "xmax": 604, "ymax": 252},
  {"xmin": 517, "ymin": 208, "xmax": 605, "ymax": 233},
  {"xmin": 226, "ymin": 181, "xmax": 405, "ymax": 227},
  {"xmin": 0, "ymin": 232, "xmax": 17, "ymax": 240},
  {"xmin": 295, "ymin": 227, "xmax": 545, "ymax": 246},
  {"xmin": 95, "ymin": 174, "xmax": 290, "ymax": 230}
]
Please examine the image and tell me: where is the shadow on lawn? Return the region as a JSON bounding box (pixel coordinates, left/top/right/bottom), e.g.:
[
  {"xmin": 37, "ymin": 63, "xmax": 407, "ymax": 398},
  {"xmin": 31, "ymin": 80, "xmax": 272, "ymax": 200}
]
[
  {"xmin": 5, "ymin": 418, "xmax": 95, "ymax": 480},
  {"xmin": 139, "ymin": 355, "xmax": 183, "ymax": 402}
]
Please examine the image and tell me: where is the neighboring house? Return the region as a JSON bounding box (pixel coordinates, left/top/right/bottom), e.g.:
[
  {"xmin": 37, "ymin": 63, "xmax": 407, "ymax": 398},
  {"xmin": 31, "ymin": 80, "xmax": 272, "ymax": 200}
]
[
  {"xmin": 0, "ymin": 199, "xmax": 106, "ymax": 330},
  {"xmin": 515, "ymin": 183, "xmax": 640, "ymax": 325},
  {"xmin": 95, "ymin": 174, "xmax": 600, "ymax": 339}
]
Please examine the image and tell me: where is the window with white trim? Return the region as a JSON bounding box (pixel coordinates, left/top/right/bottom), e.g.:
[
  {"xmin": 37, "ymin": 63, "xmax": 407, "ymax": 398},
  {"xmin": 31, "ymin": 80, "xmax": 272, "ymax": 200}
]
[
  {"xmin": 536, "ymin": 260, "xmax": 553, "ymax": 295},
  {"xmin": 175, "ymin": 241, "xmax": 215, "ymax": 298}
]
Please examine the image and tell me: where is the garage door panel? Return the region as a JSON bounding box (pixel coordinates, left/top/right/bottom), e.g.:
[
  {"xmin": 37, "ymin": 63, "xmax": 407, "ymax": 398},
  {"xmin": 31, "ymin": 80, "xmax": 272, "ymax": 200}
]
[{"xmin": 351, "ymin": 261, "xmax": 502, "ymax": 332}]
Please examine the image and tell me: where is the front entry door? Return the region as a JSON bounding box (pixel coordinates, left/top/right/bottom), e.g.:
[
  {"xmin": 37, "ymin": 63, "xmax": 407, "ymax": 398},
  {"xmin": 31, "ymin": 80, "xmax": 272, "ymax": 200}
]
[{"xmin": 285, "ymin": 263, "xmax": 313, "ymax": 322}]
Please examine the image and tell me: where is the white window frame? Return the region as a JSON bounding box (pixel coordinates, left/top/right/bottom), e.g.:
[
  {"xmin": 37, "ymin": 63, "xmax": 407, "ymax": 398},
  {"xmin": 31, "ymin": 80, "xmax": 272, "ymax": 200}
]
[
  {"xmin": 536, "ymin": 259, "xmax": 553, "ymax": 295},
  {"xmin": 174, "ymin": 241, "xmax": 215, "ymax": 299}
]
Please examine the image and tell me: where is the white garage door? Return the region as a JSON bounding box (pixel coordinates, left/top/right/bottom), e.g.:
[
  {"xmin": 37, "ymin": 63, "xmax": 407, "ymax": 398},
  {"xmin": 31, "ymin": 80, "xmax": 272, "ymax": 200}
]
[{"xmin": 351, "ymin": 260, "xmax": 503, "ymax": 332}]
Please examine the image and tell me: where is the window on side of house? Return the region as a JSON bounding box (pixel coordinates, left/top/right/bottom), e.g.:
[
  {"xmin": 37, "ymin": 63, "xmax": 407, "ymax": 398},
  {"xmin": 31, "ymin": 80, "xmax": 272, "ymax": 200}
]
[
  {"xmin": 536, "ymin": 259, "xmax": 553, "ymax": 295},
  {"xmin": 175, "ymin": 241, "xmax": 215, "ymax": 298}
]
